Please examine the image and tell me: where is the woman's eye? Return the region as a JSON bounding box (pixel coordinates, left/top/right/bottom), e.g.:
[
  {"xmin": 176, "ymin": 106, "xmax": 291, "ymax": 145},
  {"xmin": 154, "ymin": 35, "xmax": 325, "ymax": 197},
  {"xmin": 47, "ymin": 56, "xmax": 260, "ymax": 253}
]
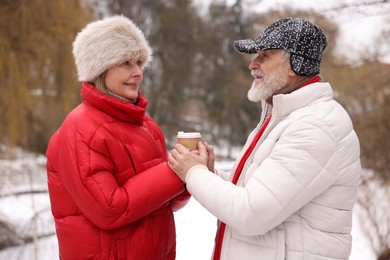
[{"xmin": 136, "ymin": 60, "xmax": 143, "ymax": 66}]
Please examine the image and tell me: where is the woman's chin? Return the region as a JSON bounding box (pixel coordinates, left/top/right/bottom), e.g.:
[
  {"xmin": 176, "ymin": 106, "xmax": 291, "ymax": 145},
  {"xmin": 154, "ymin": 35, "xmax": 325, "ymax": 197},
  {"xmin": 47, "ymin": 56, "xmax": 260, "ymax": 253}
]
[{"xmin": 125, "ymin": 90, "xmax": 139, "ymax": 101}]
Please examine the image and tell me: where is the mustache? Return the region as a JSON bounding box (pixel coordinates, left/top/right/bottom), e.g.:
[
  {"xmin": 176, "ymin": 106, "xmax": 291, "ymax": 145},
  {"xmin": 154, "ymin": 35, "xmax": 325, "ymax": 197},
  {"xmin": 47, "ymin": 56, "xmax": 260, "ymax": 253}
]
[{"xmin": 251, "ymin": 70, "xmax": 263, "ymax": 78}]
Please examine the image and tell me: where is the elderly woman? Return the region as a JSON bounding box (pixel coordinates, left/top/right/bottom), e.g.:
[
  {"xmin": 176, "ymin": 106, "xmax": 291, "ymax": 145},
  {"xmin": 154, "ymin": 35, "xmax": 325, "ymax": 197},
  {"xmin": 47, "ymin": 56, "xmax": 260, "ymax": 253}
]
[{"xmin": 46, "ymin": 15, "xmax": 189, "ymax": 260}]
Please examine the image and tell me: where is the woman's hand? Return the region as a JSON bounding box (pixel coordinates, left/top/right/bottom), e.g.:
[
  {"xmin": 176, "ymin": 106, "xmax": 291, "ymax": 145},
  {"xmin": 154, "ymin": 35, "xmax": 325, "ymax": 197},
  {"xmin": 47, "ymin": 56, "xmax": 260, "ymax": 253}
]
[{"xmin": 168, "ymin": 141, "xmax": 210, "ymax": 182}]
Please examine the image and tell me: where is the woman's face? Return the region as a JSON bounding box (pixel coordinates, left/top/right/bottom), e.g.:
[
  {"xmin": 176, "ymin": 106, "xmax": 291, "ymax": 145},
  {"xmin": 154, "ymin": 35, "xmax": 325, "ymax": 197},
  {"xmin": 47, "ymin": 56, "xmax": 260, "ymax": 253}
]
[{"xmin": 104, "ymin": 60, "xmax": 143, "ymax": 101}]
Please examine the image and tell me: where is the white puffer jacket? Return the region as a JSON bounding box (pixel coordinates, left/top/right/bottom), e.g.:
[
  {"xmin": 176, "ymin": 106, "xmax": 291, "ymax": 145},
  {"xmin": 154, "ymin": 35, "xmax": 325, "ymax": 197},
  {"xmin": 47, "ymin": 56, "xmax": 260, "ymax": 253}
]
[{"xmin": 186, "ymin": 82, "xmax": 361, "ymax": 260}]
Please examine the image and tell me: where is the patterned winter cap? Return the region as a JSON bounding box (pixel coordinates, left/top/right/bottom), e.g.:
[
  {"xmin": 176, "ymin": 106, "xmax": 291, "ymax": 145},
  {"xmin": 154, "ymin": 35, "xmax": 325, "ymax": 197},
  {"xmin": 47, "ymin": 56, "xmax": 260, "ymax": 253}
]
[{"xmin": 233, "ymin": 18, "xmax": 327, "ymax": 76}]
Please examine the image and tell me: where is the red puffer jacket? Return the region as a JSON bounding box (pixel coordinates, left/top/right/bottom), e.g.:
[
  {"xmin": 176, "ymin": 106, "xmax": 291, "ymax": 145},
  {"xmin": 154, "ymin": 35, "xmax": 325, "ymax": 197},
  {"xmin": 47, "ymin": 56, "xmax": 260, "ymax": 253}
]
[{"xmin": 46, "ymin": 82, "xmax": 190, "ymax": 260}]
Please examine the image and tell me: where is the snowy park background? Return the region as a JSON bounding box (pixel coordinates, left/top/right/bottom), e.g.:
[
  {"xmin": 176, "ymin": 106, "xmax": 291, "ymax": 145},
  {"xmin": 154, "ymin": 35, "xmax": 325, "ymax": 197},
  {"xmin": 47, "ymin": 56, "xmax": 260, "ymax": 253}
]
[
  {"xmin": 0, "ymin": 147, "xmax": 376, "ymax": 259},
  {"xmin": 1, "ymin": 0, "xmax": 389, "ymax": 259}
]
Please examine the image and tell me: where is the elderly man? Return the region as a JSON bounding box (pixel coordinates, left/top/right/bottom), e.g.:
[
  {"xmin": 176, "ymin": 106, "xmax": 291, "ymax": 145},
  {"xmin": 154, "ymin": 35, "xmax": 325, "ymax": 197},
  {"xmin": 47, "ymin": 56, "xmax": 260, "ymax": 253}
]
[{"xmin": 168, "ymin": 17, "xmax": 361, "ymax": 260}]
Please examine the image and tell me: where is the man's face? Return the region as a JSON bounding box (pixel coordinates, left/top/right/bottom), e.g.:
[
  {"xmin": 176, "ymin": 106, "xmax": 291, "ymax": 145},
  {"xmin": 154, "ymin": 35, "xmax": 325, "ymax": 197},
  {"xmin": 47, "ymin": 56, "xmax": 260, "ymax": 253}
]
[{"xmin": 247, "ymin": 49, "xmax": 291, "ymax": 102}]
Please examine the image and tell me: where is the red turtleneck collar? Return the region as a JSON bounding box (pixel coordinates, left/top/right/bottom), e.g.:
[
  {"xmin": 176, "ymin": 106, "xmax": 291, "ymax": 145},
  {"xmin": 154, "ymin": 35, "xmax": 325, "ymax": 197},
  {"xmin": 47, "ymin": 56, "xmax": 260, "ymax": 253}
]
[{"xmin": 81, "ymin": 82, "xmax": 148, "ymax": 125}]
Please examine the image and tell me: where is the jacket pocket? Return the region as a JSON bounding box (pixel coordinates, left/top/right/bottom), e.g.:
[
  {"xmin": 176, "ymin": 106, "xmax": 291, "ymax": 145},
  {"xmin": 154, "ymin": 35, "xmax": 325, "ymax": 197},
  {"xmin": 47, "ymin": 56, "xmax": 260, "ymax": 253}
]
[{"xmin": 228, "ymin": 227, "xmax": 285, "ymax": 260}]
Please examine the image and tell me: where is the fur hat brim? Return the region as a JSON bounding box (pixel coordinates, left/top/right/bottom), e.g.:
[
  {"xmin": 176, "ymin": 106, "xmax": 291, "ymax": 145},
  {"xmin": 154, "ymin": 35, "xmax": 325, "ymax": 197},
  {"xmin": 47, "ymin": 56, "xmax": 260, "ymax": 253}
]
[{"xmin": 72, "ymin": 15, "xmax": 152, "ymax": 82}]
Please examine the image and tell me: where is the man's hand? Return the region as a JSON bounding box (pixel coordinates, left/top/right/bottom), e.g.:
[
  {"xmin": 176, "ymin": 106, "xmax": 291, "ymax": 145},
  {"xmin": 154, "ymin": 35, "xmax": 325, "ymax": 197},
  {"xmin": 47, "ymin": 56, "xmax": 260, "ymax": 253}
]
[
  {"xmin": 204, "ymin": 142, "xmax": 215, "ymax": 173},
  {"xmin": 168, "ymin": 142, "xmax": 209, "ymax": 182}
]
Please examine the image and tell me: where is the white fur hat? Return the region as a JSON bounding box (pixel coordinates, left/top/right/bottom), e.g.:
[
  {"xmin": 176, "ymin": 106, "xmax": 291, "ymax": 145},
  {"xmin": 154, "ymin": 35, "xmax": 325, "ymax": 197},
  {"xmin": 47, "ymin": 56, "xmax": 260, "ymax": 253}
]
[{"xmin": 72, "ymin": 15, "xmax": 152, "ymax": 82}]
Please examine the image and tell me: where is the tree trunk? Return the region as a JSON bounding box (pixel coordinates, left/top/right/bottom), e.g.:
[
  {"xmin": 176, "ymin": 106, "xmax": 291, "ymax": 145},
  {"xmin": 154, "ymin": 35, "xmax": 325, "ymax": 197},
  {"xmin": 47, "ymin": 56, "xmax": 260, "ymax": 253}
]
[{"xmin": 378, "ymin": 248, "xmax": 390, "ymax": 260}]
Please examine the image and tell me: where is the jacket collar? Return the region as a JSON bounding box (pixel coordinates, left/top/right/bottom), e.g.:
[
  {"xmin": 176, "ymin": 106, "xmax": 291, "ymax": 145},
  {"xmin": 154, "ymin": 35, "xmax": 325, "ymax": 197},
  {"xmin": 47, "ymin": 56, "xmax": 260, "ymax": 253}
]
[
  {"xmin": 81, "ymin": 82, "xmax": 147, "ymax": 125},
  {"xmin": 261, "ymin": 82, "xmax": 333, "ymax": 122}
]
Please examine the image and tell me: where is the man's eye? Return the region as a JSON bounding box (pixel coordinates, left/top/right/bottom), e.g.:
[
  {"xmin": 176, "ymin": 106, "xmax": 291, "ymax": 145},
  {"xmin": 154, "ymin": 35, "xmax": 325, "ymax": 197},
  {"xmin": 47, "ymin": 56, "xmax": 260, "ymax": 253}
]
[
  {"xmin": 136, "ymin": 60, "xmax": 143, "ymax": 66},
  {"xmin": 122, "ymin": 61, "xmax": 130, "ymax": 66}
]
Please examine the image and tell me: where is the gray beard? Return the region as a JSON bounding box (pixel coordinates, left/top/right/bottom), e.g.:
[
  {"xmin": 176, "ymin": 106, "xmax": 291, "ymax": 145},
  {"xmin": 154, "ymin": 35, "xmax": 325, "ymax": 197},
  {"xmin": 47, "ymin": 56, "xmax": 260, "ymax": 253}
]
[{"xmin": 247, "ymin": 65, "xmax": 289, "ymax": 103}]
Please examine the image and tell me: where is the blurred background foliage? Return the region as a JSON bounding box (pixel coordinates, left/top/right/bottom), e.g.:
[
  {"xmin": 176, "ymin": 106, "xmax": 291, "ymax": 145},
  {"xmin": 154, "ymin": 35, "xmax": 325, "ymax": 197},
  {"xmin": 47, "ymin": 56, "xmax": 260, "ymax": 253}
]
[
  {"xmin": 0, "ymin": 0, "xmax": 92, "ymax": 153},
  {"xmin": 1, "ymin": 0, "xmax": 389, "ymax": 178},
  {"xmin": 0, "ymin": 0, "xmax": 389, "ymax": 257}
]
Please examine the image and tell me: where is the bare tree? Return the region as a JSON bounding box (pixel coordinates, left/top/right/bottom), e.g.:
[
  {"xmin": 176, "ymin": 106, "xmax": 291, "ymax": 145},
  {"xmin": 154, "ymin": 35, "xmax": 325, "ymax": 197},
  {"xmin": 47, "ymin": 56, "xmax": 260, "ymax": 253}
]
[{"xmin": 358, "ymin": 171, "xmax": 390, "ymax": 260}]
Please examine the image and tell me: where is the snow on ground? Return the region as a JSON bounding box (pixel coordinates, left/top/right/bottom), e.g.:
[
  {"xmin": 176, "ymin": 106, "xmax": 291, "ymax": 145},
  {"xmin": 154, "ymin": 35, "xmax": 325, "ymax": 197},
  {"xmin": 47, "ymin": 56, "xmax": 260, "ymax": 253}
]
[
  {"xmin": 0, "ymin": 198, "xmax": 376, "ymax": 260},
  {"xmin": 0, "ymin": 152, "xmax": 377, "ymax": 259}
]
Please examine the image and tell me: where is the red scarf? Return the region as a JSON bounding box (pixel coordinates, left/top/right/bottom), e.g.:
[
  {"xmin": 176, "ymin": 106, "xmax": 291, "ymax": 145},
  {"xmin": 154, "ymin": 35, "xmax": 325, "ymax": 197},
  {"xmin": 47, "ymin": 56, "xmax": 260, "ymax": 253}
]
[{"xmin": 212, "ymin": 75, "xmax": 320, "ymax": 260}]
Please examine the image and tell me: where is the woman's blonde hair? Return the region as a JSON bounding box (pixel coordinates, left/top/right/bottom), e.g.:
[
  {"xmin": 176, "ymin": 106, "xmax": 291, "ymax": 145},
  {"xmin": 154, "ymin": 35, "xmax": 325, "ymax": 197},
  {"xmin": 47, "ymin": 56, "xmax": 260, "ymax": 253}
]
[{"xmin": 93, "ymin": 73, "xmax": 108, "ymax": 94}]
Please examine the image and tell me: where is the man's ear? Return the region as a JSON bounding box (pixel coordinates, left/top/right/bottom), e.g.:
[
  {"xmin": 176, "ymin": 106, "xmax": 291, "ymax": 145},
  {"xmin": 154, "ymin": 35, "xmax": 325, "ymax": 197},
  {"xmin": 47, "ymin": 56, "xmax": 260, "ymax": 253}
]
[{"xmin": 288, "ymin": 68, "xmax": 296, "ymax": 77}]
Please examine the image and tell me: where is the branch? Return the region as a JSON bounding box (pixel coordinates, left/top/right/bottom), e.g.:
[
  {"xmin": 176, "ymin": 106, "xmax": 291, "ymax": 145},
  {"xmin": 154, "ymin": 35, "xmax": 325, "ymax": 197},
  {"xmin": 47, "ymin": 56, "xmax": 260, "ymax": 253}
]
[
  {"xmin": 1, "ymin": 189, "xmax": 47, "ymax": 198},
  {"xmin": 0, "ymin": 232, "xmax": 56, "ymax": 252}
]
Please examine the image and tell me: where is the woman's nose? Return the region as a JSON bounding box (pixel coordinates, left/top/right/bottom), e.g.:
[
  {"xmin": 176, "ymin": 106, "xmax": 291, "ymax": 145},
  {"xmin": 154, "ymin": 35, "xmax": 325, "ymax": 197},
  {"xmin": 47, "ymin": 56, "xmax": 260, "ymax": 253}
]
[{"xmin": 132, "ymin": 66, "xmax": 143, "ymax": 78}]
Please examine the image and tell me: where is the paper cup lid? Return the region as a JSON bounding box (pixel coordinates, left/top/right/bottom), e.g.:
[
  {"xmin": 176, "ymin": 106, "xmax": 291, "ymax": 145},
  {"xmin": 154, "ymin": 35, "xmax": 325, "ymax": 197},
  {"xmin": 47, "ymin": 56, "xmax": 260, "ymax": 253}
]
[{"xmin": 177, "ymin": 131, "xmax": 202, "ymax": 138}]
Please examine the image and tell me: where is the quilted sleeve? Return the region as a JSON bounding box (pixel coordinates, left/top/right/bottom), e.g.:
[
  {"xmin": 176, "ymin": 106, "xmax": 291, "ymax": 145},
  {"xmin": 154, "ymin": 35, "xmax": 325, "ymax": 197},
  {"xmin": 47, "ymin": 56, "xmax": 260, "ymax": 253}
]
[
  {"xmin": 56, "ymin": 123, "xmax": 185, "ymax": 230},
  {"xmin": 187, "ymin": 120, "xmax": 338, "ymax": 236}
]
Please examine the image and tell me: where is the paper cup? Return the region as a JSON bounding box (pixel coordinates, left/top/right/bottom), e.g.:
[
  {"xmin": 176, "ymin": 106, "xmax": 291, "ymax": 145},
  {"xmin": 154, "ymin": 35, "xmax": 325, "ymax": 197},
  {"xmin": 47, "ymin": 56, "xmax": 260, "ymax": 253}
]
[{"xmin": 177, "ymin": 131, "xmax": 202, "ymax": 151}]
